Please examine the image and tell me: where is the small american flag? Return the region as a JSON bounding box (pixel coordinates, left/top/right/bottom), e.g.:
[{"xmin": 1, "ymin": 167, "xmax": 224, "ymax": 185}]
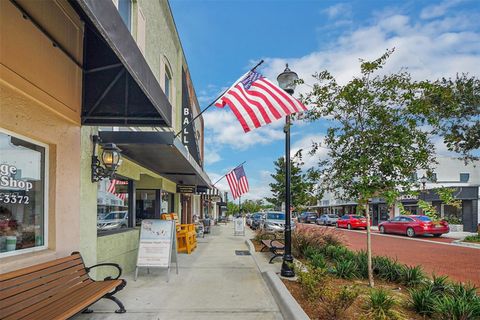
[
  {"xmin": 107, "ymin": 179, "xmax": 127, "ymax": 201},
  {"xmin": 226, "ymin": 165, "xmax": 249, "ymax": 200},
  {"xmin": 215, "ymin": 70, "xmax": 307, "ymax": 132}
]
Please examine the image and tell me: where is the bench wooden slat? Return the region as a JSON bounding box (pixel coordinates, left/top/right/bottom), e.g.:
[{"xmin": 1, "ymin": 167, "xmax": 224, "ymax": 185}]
[
  {"xmin": 0, "ymin": 254, "xmax": 81, "ymax": 282},
  {"xmin": 21, "ymin": 281, "xmax": 121, "ymax": 320},
  {"xmin": 0, "ymin": 263, "xmax": 87, "ymax": 301},
  {"xmin": 1, "ymin": 252, "xmax": 125, "ymax": 319},
  {"xmin": 3, "ymin": 279, "xmax": 92, "ymax": 320},
  {"xmin": 0, "ymin": 272, "xmax": 90, "ymax": 311},
  {"xmin": 1, "ymin": 258, "xmax": 84, "ymax": 290}
]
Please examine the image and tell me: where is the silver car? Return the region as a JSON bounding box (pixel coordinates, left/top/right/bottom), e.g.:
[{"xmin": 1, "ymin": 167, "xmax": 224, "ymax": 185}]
[
  {"xmin": 97, "ymin": 211, "xmax": 128, "ymax": 231},
  {"xmin": 316, "ymin": 214, "xmax": 339, "ymax": 226},
  {"xmin": 263, "ymin": 212, "xmax": 296, "ymax": 233}
]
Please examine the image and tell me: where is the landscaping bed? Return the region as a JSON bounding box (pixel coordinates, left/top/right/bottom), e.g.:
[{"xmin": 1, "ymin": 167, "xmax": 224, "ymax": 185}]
[
  {"xmin": 463, "ymin": 233, "xmax": 480, "ymax": 243},
  {"xmin": 270, "ymin": 225, "xmax": 480, "ymax": 320}
]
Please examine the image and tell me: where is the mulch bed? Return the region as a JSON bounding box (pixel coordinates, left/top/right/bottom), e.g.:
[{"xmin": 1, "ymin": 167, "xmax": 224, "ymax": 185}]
[{"xmin": 281, "ymin": 276, "xmax": 423, "ymax": 320}]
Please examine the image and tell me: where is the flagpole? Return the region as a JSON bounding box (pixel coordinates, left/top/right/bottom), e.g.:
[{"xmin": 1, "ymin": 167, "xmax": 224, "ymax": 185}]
[
  {"xmin": 174, "ymin": 60, "xmax": 264, "ymax": 139},
  {"xmin": 238, "ymin": 195, "xmax": 241, "ymax": 216},
  {"xmin": 212, "ymin": 161, "xmax": 247, "ymax": 186}
]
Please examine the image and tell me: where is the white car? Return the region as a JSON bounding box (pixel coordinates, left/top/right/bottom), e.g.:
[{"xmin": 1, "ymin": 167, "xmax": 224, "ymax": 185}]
[
  {"xmin": 263, "ymin": 211, "xmax": 296, "ymax": 233},
  {"xmin": 97, "ymin": 211, "xmax": 128, "ymax": 231}
]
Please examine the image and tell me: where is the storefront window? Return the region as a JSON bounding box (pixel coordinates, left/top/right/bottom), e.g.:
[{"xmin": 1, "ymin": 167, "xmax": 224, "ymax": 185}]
[
  {"xmin": 0, "ymin": 131, "xmax": 46, "ymax": 255},
  {"xmin": 97, "ymin": 178, "xmax": 129, "ymax": 233},
  {"xmin": 444, "ymin": 204, "xmax": 462, "ymax": 223},
  {"xmin": 161, "ymin": 191, "xmax": 174, "ymax": 213},
  {"xmin": 136, "ymin": 189, "xmax": 156, "ymax": 225}
]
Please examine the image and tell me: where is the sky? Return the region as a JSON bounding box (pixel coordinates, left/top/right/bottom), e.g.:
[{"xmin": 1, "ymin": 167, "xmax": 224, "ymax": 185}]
[{"xmin": 169, "ymin": 0, "xmax": 480, "ymax": 201}]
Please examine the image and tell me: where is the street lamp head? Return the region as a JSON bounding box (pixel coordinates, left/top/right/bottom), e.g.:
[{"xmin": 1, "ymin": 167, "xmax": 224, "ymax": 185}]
[
  {"xmin": 277, "ymin": 64, "xmax": 298, "ymax": 94},
  {"xmin": 101, "ymin": 143, "xmax": 121, "ymax": 171},
  {"xmin": 419, "ymin": 174, "xmax": 428, "ymax": 189}
]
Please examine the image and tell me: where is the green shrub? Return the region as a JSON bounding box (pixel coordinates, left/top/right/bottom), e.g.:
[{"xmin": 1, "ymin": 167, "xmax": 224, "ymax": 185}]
[
  {"xmin": 463, "ymin": 234, "xmax": 480, "ymax": 243},
  {"xmin": 291, "ymin": 224, "xmax": 344, "ymax": 258},
  {"xmin": 295, "ymin": 263, "xmax": 325, "ymax": 301},
  {"xmin": 333, "ymin": 259, "xmax": 358, "ymax": 279},
  {"xmin": 433, "ymin": 294, "xmax": 480, "ymax": 320},
  {"xmin": 429, "ymin": 275, "xmax": 451, "ymax": 294},
  {"xmin": 401, "ymin": 265, "xmax": 426, "ymax": 287},
  {"xmin": 373, "ymin": 256, "xmax": 404, "ymax": 283},
  {"xmin": 354, "ymin": 250, "xmax": 369, "ymax": 279},
  {"xmin": 449, "ymin": 282, "xmax": 479, "ymax": 302},
  {"xmin": 408, "ymin": 286, "xmax": 437, "ymax": 317},
  {"xmin": 303, "ymin": 246, "xmax": 320, "ymax": 259},
  {"xmin": 364, "ymin": 288, "xmax": 400, "ymax": 320},
  {"xmin": 310, "ymin": 252, "xmax": 328, "ymax": 269},
  {"xmin": 319, "ymin": 285, "xmax": 359, "ymax": 320}
]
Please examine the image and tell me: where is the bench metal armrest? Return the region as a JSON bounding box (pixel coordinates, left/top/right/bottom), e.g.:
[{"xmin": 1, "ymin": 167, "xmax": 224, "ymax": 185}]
[{"xmin": 86, "ymin": 263, "xmax": 123, "ymax": 281}]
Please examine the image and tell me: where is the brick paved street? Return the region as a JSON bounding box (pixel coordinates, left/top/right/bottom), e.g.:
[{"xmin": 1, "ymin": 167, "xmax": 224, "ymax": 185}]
[{"xmin": 308, "ymin": 225, "xmax": 480, "ymax": 286}]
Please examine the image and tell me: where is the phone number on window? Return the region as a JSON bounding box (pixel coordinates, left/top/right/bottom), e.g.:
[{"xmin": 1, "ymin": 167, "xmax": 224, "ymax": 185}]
[{"xmin": 0, "ymin": 193, "xmax": 30, "ymax": 204}]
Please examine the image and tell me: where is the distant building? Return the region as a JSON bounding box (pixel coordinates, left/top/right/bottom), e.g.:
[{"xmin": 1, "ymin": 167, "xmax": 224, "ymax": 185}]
[{"xmin": 315, "ymin": 156, "xmax": 480, "ymax": 232}]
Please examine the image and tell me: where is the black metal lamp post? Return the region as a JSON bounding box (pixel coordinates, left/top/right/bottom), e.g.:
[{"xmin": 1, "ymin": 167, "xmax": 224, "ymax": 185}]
[{"xmin": 277, "ymin": 64, "xmax": 298, "ymax": 278}]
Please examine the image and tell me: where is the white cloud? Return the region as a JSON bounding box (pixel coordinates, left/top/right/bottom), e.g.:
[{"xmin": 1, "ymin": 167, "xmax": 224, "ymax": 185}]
[
  {"xmin": 203, "ymin": 109, "xmax": 284, "ymax": 150},
  {"xmin": 203, "ymin": 145, "xmax": 221, "ymax": 165},
  {"xmin": 322, "ymin": 3, "xmax": 352, "ymax": 19},
  {"xmin": 261, "ymin": 10, "xmax": 480, "ymax": 99},
  {"xmin": 291, "ymin": 133, "xmax": 329, "ymax": 170},
  {"xmin": 420, "ymin": 0, "xmax": 464, "ymax": 20},
  {"xmin": 208, "ymin": 169, "xmax": 274, "ymax": 201}
]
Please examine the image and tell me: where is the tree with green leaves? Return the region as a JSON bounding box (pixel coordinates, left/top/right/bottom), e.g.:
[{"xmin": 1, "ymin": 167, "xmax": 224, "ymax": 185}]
[
  {"xmin": 267, "ymin": 152, "xmax": 318, "ymax": 211},
  {"xmin": 301, "ymin": 49, "xmax": 436, "ymax": 287},
  {"xmin": 226, "ymin": 202, "xmax": 239, "ymax": 216},
  {"xmin": 419, "ymin": 75, "xmax": 480, "ymax": 162},
  {"xmin": 241, "ymin": 199, "xmax": 263, "ymax": 214}
]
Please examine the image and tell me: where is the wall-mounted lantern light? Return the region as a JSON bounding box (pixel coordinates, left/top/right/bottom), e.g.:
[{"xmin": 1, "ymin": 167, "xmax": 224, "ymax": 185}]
[{"xmin": 91, "ymin": 135, "xmax": 122, "ymax": 182}]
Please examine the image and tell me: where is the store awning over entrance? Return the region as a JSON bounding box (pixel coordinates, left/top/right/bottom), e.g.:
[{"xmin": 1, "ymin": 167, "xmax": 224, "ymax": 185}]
[
  {"xmin": 99, "ymin": 131, "xmax": 211, "ymax": 188},
  {"xmin": 71, "ymin": 0, "xmax": 171, "ymax": 126}
]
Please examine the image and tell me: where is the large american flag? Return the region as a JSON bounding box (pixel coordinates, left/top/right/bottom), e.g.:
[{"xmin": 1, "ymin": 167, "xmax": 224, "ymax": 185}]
[
  {"xmin": 214, "ymin": 70, "xmax": 308, "ymax": 132},
  {"xmin": 107, "ymin": 179, "xmax": 127, "ymax": 201},
  {"xmin": 226, "ymin": 165, "xmax": 249, "ymax": 200}
]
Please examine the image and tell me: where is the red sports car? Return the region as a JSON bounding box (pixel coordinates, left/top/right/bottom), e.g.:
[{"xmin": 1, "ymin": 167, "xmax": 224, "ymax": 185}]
[
  {"xmin": 378, "ymin": 215, "xmax": 449, "ymax": 238},
  {"xmin": 336, "ymin": 214, "xmax": 367, "ymax": 230}
]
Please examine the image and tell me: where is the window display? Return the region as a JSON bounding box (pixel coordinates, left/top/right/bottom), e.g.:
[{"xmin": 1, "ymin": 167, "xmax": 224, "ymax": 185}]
[
  {"xmin": 0, "ymin": 131, "xmax": 46, "ymax": 255},
  {"xmin": 97, "ymin": 178, "xmax": 129, "ymax": 233}
]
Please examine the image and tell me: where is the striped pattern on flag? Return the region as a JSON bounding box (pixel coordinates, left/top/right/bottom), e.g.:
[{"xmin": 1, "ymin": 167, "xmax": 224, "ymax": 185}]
[
  {"xmin": 225, "ymin": 165, "xmax": 249, "ymax": 200},
  {"xmin": 214, "ymin": 71, "xmax": 308, "ymax": 132},
  {"xmin": 107, "ymin": 179, "xmax": 127, "ymax": 201}
]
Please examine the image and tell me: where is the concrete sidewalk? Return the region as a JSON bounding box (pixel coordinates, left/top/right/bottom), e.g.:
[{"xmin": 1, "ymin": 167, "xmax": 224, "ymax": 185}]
[{"xmin": 73, "ymin": 224, "xmax": 283, "ymax": 320}]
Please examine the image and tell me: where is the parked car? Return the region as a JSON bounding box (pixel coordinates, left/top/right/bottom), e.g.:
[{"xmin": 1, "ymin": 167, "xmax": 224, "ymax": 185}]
[
  {"xmin": 316, "ymin": 214, "xmax": 339, "ymax": 226},
  {"xmin": 250, "ymin": 213, "xmax": 264, "ymax": 230},
  {"xmin": 378, "ymin": 215, "xmax": 449, "ymax": 238},
  {"xmin": 298, "ymin": 212, "xmax": 317, "ymax": 223},
  {"xmin": 97, "ymin": 211, "xmax": 128, "ymax": 231},
  {"xmin": 336, "ymin": 214, "xmax": 367, "ymax": 230},
  {"xmin": 263, "ymin": 211, "xmax": 295, "ymax": 233}
]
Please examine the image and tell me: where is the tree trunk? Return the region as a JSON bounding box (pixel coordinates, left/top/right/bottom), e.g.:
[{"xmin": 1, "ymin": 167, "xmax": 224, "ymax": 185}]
[{"xmin": 365, "ymin": 202, "xmax": 375, "ymax": 287}]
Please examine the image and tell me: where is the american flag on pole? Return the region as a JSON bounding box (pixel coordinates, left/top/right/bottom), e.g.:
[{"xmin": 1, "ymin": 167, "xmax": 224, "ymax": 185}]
[
  {"xmin": 225, "ymin": 165, "xmax": 249, "ymax": 200},
  {"xmin": 107, "ymin": 179, "xmax": 127, "ymax": 201},
  {"xmin": 214, "ymin": 70, "xmax": 308, "ymax": 132}
]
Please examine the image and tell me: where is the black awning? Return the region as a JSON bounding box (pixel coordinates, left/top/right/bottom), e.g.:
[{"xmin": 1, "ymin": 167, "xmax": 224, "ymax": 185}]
[
  {"xmin": 71, "ymin": 0, "xmax": 171, "ymax": 126},
  {"xmin": 99, "ymin": 131, "xmax": 211, "ymax": 188}
]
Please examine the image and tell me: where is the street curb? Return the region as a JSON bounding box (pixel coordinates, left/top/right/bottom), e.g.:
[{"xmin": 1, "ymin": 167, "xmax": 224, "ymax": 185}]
[
  {"xmin": 452, "ymin": 239, "xmax": 480, "ymax": 249},
  {"xmin": 245, "ymin": 239, "xmax": 310, "ymax": 320},
  {"xmin": 262, "ymin": 270, "xmax": 310, "ymax": 320}
]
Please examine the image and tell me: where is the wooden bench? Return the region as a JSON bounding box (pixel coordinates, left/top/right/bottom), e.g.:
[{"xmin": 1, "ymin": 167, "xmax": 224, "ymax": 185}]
[
  {"xmin": 261, "ymin": 239, "xmax": 285, "ymax": 264},
  {"xmin": 0, "ymin": 252, "xmax": 126, "ymax": 320}
]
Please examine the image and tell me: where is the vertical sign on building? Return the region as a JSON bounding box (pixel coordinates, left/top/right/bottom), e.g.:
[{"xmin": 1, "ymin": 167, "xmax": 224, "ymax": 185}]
[{"xmin": 181, "ymin": 68, "xmax": 201, "ymax": 164}]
